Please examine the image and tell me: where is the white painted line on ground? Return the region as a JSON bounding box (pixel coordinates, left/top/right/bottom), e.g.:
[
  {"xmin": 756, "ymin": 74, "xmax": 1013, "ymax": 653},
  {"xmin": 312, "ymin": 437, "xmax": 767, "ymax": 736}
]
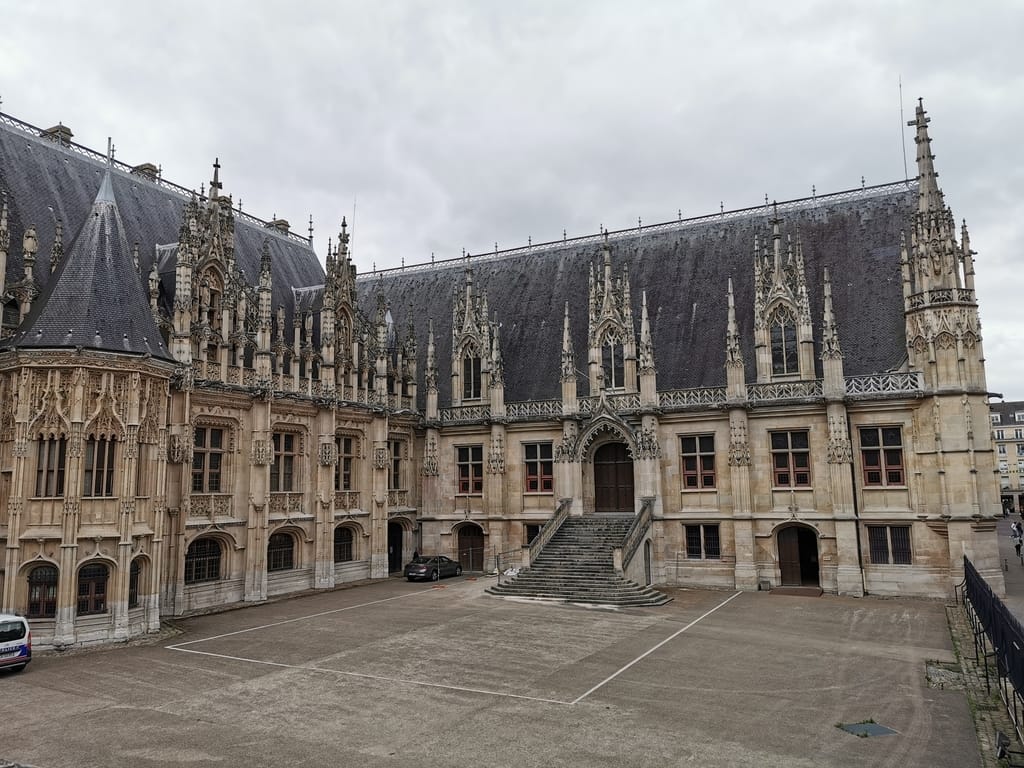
[
  {"xmin": 167, "ymin": 589, "xmax": 430, "ymax": 648},
  {"xmin": 166, "ymin": 645, "xmax": 571, "ymax": 705},
  {"xmin": 569, "ymin": 590, "xmax": 743, "ymax": 705}
]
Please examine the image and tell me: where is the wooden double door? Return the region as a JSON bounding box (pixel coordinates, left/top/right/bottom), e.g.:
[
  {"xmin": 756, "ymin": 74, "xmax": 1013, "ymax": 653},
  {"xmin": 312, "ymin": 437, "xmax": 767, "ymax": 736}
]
[
  {"xmin": 777, "ymin": 526, "xmax": 820, "ymax": 586},
  {"xmin": 594, "ymin": 443, "xmax": 634, "ymax": 515}
]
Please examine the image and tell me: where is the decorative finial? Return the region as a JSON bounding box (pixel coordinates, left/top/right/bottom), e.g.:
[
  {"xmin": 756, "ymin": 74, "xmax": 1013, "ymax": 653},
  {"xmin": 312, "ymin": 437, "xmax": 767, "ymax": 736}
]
[
  {"xmin": 308, "ymin": 214, "xmax": 314, "ymax": 244},
  {"xmin": 210, "ymin": 157, "xmax": 222, "ymax": 197}
]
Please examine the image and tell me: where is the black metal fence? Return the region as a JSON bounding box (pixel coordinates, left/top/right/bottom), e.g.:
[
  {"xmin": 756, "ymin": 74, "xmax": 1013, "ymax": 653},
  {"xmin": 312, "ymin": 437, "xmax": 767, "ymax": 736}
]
[{"xmin": 959, "ymin": 555, "xmax": 1024, "ymax": 743}]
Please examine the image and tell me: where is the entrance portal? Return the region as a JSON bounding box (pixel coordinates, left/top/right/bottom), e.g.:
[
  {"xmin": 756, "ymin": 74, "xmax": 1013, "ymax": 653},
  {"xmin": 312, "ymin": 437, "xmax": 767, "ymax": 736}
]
[
  {"xmin": 594, "ymin": 442, "xmax": 634, "ymax": 514},
  {"xmin": 387, "ymin": 522, "xmax": 404, "ymax": 573},
  {"xmin": 777, "ymin": 526, "xmax": 819, "ymax": 587},
  {"xmin": 457, "ymin": 525, "xmax": 484, "ymax": 572}
]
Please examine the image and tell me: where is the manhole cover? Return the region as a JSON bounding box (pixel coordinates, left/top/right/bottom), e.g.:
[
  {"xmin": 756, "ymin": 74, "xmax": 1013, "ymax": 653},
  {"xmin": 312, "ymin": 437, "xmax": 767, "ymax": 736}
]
[{"xmin": 839, "ymin": 721, "xmax": 898, "ymax": 737}]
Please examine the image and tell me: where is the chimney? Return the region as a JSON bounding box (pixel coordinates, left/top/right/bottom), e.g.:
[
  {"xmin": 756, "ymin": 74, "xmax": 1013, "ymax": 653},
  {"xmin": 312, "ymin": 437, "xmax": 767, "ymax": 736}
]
[
  {"xmin": 131, "ymin": 162, "xmax": 160, "ymax": 180},
  {"xmin": 40, "ymin": 123, "xmax": 73, "ymax": 146}
]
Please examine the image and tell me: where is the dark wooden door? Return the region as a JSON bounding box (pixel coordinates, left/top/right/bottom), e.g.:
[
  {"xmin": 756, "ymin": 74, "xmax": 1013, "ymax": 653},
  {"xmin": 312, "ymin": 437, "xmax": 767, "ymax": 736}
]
[
  {"xmin": 778, "ymin": 527, "xmax": 801, "ymax": 585},
  {"xmin": 458, "ymin": 526, "xmax": 484, "ymax": 572},
  {"xmin": 594, "ymin": 443, "xmax": 634, "ymax": 514},
  {"xmin": 387, "ymin": 522, "xmax": 403, "ymax": 573}
]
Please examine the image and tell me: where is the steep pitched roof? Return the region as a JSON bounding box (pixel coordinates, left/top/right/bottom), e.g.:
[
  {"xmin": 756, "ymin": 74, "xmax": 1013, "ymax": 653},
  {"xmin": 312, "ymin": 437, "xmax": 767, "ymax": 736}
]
[
  {"xmin": 359, "ymin": 183, "xmax": 917, "ymax": 405},
  {"xmin": 0, "ymin": 114, "xmax": 325, "ymax": 334},
  {"xmin": 6, "ymin": 168, "xmax": 169, "ymax": 357}
]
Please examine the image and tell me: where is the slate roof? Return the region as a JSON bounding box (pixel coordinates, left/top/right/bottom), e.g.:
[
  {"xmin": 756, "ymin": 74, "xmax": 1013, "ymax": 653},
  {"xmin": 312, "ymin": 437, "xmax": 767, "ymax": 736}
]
[
  {"xmin": 7, "ymin": 168, "xmax": 169, "ymax": 358},
  {"xmin": 359, "ymin": 183, "xmax": 917, "ymax": 405},
  {"xmin": 0, "ymin": 113, "xmax": 325, "ymax": 347},
  {"xmin": 990, "ymin": 401, "xmax": 1024, "ymax": 425}
]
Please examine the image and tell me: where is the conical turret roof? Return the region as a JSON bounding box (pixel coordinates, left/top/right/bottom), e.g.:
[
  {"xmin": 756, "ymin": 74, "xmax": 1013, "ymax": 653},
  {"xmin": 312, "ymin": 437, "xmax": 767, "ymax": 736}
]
[{"xmin": 6, "ymin": 169, "xmax": 170, "ymax": 359}]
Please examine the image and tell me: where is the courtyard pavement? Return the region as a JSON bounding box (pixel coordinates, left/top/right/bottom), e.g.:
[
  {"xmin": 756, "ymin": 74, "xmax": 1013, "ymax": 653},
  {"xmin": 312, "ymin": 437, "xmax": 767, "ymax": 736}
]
[{"xmin": 0, "ymin": 575, "xmax": 981, "ymax": 768}]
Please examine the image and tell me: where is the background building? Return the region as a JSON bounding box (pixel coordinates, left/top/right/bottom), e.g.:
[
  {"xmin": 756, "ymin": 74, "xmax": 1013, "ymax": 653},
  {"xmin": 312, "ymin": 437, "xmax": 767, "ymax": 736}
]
[
  {"xmin": 990, "ymin": 400, "xmax": 1024, "ymax": 514},
  {"xmin": 0, "ymin": 101, "xmax": 1005, "ymax": 648}
]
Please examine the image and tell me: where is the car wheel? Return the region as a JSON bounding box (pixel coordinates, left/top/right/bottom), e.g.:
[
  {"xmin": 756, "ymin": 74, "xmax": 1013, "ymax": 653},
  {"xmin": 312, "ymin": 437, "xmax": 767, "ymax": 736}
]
[
  {"xmin": 455, "ymin": 566, "xmax": 463, "ymax": 576},
  {"xmin": 431, "ymin": 569, "xmax": 439, "ymax": 581}
]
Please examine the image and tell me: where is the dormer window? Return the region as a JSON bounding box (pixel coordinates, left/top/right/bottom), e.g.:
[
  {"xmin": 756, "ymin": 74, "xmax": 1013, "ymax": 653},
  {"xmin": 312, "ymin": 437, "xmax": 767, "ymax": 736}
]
[
  {"xmin": 463, "ymin": 354, "xmax": 482, "ymax": 400},
  {"xmin": 601, "ymin": 333, "xmax": 624, "ymax": 389},
  {"xmin": 770, "ymin": 306, "xmax": 798, "ymax": 375}
]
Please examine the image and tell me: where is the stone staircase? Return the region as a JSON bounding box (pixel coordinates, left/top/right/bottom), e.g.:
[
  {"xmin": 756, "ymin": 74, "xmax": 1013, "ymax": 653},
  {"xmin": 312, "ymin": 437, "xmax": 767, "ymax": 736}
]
[{"xmin": 486, "ymin": 515, "xmax": 671, "ymax": 607}]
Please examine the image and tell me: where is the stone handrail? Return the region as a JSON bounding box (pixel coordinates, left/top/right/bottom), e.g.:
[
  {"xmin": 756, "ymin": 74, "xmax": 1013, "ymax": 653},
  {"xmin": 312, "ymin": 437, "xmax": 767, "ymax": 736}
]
[
  {"xmin": 524, "ymin": 498, "xmax": 572, "ymax": 569},
  {"xmin": 616, "ymin": 497, "xmax": 654, "ymax": 575}
]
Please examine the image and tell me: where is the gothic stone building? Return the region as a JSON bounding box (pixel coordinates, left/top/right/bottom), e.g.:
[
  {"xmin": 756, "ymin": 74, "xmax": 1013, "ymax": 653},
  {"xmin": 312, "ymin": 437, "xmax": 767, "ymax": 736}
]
[{"xmin": 0, "ymin": 102, "xmax": 1005, "ymax": 648}]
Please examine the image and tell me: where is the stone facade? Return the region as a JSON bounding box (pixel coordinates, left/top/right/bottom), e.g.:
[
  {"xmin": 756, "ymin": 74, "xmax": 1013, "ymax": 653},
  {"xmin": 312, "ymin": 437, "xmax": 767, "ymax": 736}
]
[{"xmin": 0, "ymin": 100, "xmax": 1005, "ymax": 649}]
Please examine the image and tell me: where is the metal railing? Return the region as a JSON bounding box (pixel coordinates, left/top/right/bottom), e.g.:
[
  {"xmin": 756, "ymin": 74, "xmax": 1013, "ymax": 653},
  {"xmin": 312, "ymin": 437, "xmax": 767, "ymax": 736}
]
[{"xmin": 959, "ymin": 555, "xmax": 1024, "ymax": 744}]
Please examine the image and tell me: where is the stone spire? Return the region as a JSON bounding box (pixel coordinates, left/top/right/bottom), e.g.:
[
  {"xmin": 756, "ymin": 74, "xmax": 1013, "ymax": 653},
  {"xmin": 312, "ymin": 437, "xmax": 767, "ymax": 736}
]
[
  {"xmin": 821, "ymin": 268, "xmax": 846, "ymax": 400},
  {"xmin": 560, "ymin": 302, "xmax": 575, "ymax": 382},
  {"xmin": 49, "ymin": 220, "xmax": 63, "ymax": 273},
  {"xmin": 725, "ymin": 278, "xmax": 746, "ymax": 401},
  {"xmin": 0, "ymin": 191, "xmax": 8, "ymax": 298},
  {"xmin": 638, "ymin": 291, "xmax": 655, "ymax": 373},
  {"xmin": 910, "ymin": 99, "xmax": 944, "ymax": 215},
  {"xmin": 907, "ymin": 99, "xmax": 961, "ymax": 293}
]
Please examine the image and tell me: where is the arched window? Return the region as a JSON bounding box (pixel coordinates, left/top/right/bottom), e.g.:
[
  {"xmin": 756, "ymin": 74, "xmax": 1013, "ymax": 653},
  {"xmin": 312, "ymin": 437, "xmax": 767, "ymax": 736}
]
[
  {"xmin": 128, "ymin": 559, "xmax": 142, "ymax": 609},
  {"xmin": 27, "ymin": 565, "xmax": 58, "ymax": 619},
  {"xmin": 601, "ymin": 333, "xmax": 624, "ymax": 389},
  {"xmin": 185, "ymin": 538, "xmax": 222, "ymax": 584},
  {"xmin": 463, "ymin": 353, "xmax": 482, "ymax": 400},
  {"xmin": 334, "ymin": 527, "xmax": 354, "ymax": 563},
  {"xmin": 770, "ymin": 306, "xmax": 798, "ymax": 375},
  {"xmin": 77, "ymin": 563, "xmax": 109, "ymax": 616},
  {"xmin": 268, "ymin": 533, "xmax": 295, "ymax": 572}
]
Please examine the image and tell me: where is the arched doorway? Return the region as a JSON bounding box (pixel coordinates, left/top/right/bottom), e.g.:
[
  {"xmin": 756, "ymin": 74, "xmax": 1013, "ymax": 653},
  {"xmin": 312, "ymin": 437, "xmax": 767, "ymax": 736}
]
[
  {"xmin": 457, "ymin": 525, "xmax": 484, "ymax": 572},
  {"xmin": 387, "ymin": 521, "xmax": 404, "ymax": 573},
  {"xmin": 594, "ymin": 442, "xmax": 634, "ymax": 514},
  {"xmin": 777, "ymin": 525, "xmax": 820, "ymax": 587}
]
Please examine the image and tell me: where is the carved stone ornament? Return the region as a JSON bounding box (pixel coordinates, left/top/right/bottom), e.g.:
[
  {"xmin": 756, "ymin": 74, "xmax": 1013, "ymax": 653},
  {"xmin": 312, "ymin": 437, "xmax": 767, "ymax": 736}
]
[
  {"xmin": 826, "ymin": 414, "xmax": 852, "ymax": 464},
  {"xmin": 422, "ymin": 437, "xmax": 439, "ymax": 476},
  {"xmin": 728, "ymin": 440, "xmax": 751, "ymax": 467},
  {"xmin": 634, "ymin": 428, "xmax": 661, "ymax": 460},
  {"xmin": 319, "ymin": 441, "xmax": 338, "ymax": 467},
  {"xmin": 373, "ymin": 446, "xmax": 390, "ymax": 470},
  {"xmin": 488, "ymin": 435, "xmax": 506, "ymax": 474},
  {"xmin": 251, "ymin": 438, "xmax": 272, "ymax": 466},
  {"xmin": 555, "ymin": 434, "xmax": 579, "ymax": 463},
  {"xmin": 167, "ymin": 434, "xmax": 189, "ymax": 464},
  {"xmin": 826, "ymin": 435, "xmax": 852, "ymax": 464}
]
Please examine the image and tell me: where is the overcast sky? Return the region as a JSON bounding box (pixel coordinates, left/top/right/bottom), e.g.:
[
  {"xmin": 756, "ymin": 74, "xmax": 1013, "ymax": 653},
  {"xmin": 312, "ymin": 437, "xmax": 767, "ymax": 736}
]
[{"xmin": 2, "ymin": 1, "xmax": 1022, "ymax": 398}]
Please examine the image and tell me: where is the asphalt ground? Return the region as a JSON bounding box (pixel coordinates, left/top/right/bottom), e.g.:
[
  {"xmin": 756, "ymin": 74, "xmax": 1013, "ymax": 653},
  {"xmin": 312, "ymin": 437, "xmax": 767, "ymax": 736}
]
[{"xmin": 0, "ymin": 578, "xmax": 978, "ymax": 768}]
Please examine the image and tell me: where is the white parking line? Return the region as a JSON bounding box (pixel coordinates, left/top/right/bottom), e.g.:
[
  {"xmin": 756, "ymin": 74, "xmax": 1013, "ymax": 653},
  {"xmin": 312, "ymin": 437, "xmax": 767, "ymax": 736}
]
[
  {"xmin": 569, "ymin": 590, "xmax": 743, "ymax": 705},
  {"xmin": 167, "ymin": 645, "xmax": 571, "ymax": 705},
  {"xmin": 167, "ymin": 590, "xmax": 428, "ymax": 648},
  {"xmin": 165, "ymin": 587, "xmax": 743, "ymax": 706}
]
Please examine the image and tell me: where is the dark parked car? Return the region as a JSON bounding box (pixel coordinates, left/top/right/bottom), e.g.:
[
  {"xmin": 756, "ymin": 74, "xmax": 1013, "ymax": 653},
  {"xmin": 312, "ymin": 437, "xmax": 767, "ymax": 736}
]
[{"xmin": 404, "ymin": 555, "xmax": 463, "ymax": 582}]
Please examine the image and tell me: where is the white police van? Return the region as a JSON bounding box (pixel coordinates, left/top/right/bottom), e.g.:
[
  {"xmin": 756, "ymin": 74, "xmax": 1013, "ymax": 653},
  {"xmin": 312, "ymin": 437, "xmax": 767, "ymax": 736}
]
[{"xmin": 0, "ymin": 613, "xmax": 31, "ymax": 673}]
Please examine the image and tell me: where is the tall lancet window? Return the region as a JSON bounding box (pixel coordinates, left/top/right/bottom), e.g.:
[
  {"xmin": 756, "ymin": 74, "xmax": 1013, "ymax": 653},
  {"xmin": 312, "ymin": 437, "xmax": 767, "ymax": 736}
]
[
  {"xmin": 463, "ymin": 352, "xmax": 482, "ymax": 400},
  {"xmin": 601, "ymin": 333, "xmax": 624, "ymax": 389},
  {"xmin": 769, "ymin": 306, "xmax": 798, "ymax": 375}
]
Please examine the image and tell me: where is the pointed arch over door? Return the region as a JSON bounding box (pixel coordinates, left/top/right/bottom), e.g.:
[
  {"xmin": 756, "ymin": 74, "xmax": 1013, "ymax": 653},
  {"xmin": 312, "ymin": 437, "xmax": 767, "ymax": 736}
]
[{"xmin": 593, "ymin": 442, "xmax": 634, "ymax": 514}]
